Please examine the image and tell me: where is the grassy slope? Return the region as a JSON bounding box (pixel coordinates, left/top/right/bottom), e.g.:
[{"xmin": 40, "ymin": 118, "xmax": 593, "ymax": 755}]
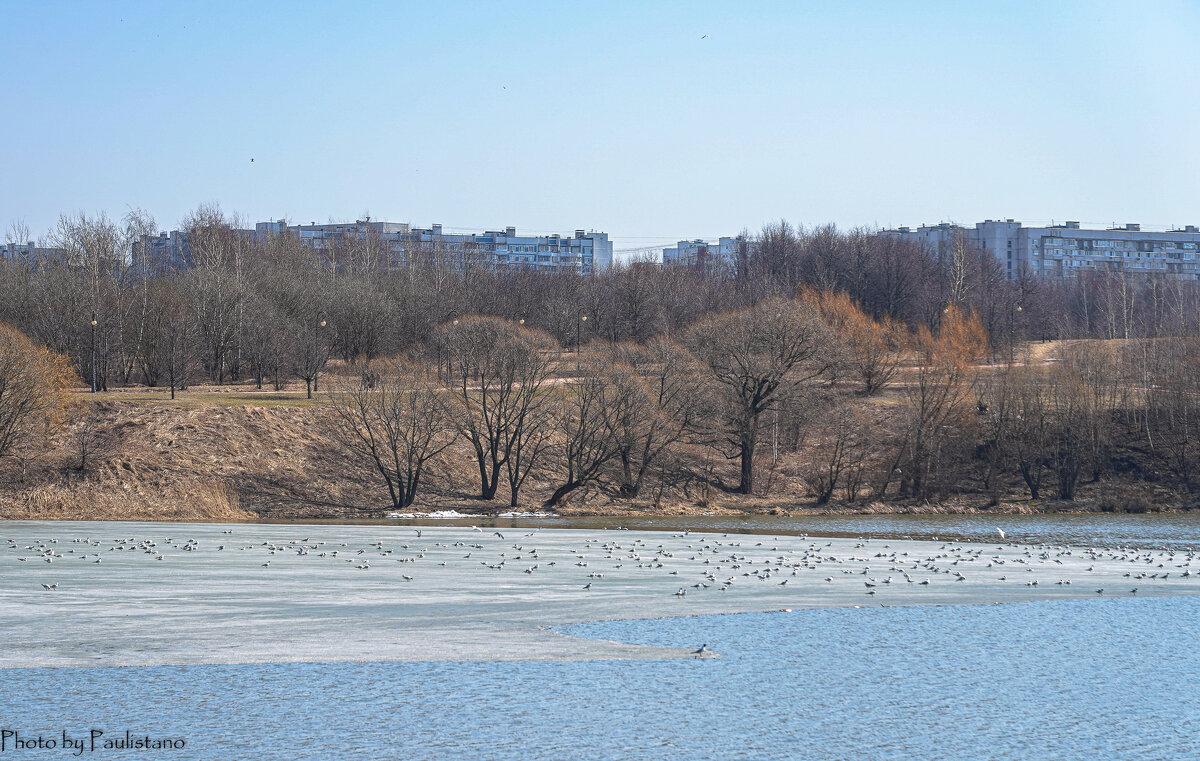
[{"xmin": 0, "ymin": 340, "xmax": 1182, "ymax": 521}]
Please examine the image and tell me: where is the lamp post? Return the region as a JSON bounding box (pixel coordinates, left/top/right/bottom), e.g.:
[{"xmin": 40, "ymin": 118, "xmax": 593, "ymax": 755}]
[
  {"xmin": 90, "ymin": 314, "xmax": 98, "ymax": 393},
  {"xmin": 437, "ymin": 312, "xmax": 460, "ymax": 381},
  {"xmin": 310, "ymin": 319, "xmax": 327, "ymax": 397},
  {"xmin": 1009, "ymin": 303, "xmax": 1023, "ymax": 363},
  {"xmin": 576, "ymin": 314, "xmax": 588, "ymax": 371}
]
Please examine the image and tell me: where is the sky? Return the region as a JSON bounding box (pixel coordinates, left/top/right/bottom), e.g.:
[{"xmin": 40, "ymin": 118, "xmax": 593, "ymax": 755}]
[{"xmin": 3, "ymin": 0, "xmax": 1200, "ymax": 258}]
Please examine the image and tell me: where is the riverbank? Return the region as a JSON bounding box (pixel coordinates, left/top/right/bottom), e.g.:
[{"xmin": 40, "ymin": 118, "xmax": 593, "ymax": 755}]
[{"xmin": 0, "ymin": 392, "xmax": 1188, "ymax": 522}]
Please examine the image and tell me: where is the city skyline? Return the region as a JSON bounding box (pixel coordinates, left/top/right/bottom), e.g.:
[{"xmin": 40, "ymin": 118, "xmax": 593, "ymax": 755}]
[{"xmin": 4, "ymin": 1, "xmax": 1200, "ymax": 255}]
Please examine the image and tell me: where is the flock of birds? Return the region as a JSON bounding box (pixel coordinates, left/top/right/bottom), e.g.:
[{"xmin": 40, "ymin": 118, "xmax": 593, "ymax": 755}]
[{"xmin": 7, "ymin": 526, "xmax": 1198, "ymax": 610}]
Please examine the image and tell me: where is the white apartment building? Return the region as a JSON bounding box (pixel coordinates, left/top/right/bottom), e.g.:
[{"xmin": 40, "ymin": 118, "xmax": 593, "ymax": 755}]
[
  {"xmin": 254, "ymin": 220, "xmax": 612, "ymax": 275},
  {"xmin": 0, "ymin": 241, "xmax": 66, "ymax": 263},
  {"xmin": 662, "ymin": 236, "xmax": 747, "ymax": 269},
  {"xmin": 884, "ymin": 219, "xmax": 1200, "ymax": 280}
]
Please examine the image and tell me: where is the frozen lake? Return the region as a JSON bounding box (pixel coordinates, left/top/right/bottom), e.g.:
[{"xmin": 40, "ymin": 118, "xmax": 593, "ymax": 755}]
[
  {"xmin": 2, "ymin": 518, "xmax": 1199, "ymax": 759},
  {"xmin": 1, "ymin": 519, "xmax": 1197, "ymax": 667}
]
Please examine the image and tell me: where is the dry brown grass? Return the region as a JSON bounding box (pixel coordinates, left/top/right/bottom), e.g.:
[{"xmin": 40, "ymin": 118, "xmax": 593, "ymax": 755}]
[
  {"xmin": 0, "ymin": 480, "xmax": 251, "ymax": 521},
  {"xmin": 7, "ymin": 339, "xmax": 1180, "ymax": 522}
]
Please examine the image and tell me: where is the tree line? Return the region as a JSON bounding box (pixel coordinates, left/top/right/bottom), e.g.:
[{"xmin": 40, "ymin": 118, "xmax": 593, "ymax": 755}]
[
  {"xmin": 5, "ymin": 206, "xmax": 1200, "ymax": 511},
  {"xmin": 7, "ymin": 207, "xmax": 1200, "ymax": 396}
]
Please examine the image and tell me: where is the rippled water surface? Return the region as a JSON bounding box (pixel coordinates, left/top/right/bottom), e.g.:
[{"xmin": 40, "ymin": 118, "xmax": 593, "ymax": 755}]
[{"xmin": 3, "ymin": 596, "xmax": 1198, "ymax": 760}]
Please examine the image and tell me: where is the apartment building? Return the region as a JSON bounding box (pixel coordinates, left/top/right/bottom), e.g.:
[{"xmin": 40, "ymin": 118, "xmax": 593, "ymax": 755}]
[
  {"xmin": 662, "ymin": 236, "xmax": 748, "ymax": 269},
  {"xmin": 125, "ymin": 219, "xmax": 612, "ymax": 275},
  {"xmin": 0, "ymin": 242, "xmax": 66, "ymax": 264},
  {"xmin": 883, "ymin": 219, "xmax": 1200, "ymax": 280},
  {"xmin": 252, "ymin": 220, "xmax": 611, "ymax": 274}
]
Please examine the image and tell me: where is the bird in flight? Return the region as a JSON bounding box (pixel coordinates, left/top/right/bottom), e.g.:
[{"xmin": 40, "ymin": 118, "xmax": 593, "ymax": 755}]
[{"xmin": 700, "ymin": 34, "xmax": 710, "ymax": 39}]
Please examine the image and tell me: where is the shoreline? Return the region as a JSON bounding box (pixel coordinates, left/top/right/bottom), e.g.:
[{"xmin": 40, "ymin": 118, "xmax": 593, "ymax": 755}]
[{"xmin": 3, "ymin": 496, "xmax": 1190, "ymax": 524}]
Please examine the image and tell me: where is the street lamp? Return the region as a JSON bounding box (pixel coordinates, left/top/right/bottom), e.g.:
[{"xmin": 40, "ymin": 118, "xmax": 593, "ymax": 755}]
[
  {"xmin": 577, "ymin": 314, "xmax": 588, "ymax": 354},
  {"xmin": 1008, "ymin": 303, "xmax": 1024, "ymax": 364},
  {"xmin": 90, "ymin": 315, "xmax": 98, "ymax": 393},
  {"xmin": 312, "ymin": 319, "xmax": 327, "ymax": 396}
]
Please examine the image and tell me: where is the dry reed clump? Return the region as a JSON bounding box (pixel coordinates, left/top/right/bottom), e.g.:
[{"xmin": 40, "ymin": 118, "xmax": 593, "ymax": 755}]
[{"xmin": 0, "ymin": 480, "xmax": 251, "ymax": 522}]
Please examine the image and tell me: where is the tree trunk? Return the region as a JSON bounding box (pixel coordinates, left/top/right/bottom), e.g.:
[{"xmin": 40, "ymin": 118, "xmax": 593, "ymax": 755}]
[
  {"xmin": 480, "ymin": 459, "xmax": 499, "ymax": 500},
  {"xmin": 544, "ymin": 481, "xmax": 580, "ymax": 508},
  {"xmin": 1019, "ymin": 462, "xmax": 1040, "ymax": 500},
  {"xmin": 739, "ymin": 430, "xmax": 756, "ymax": 494}
]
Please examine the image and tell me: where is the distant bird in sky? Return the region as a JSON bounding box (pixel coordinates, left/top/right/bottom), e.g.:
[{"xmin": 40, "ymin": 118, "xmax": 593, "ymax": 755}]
[
  {"xmin": 700, "ymin": 34, "xmax": 710, "ymax": 39},
  {"xmin": 250, "ymin": 158, "xmax": 254, "ymax": 163}
]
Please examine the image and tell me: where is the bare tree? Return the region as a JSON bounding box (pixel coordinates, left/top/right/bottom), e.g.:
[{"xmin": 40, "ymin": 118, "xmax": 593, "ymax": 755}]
[
  {"xmin": 801, "ymin": 401, "xmax": 870, "ymax": 505},
  {"xmin": 1046, "ymin": 368, "xmax": 1091, "ymax": 500},
  {"xmin": 606, "ymin": 338, "xmax": 705, "ymax": 496},
  {"xmin": 434, "ymin": 317, "xmax": 556, "ymax": 502},
  {"xmin": 328, "ymin": 360, "xmax": 454, "ymax": 510},
  {"xmin": 813, "ymin": 289, "xmax": 904, "ymax": 395},
  {"xmin": 292, "ymin": 318, "xmax": 333, "ymax": 399},
  {"xmin": 544, "ymin": 366, "xmax": 625, "ymax": 507},
  {"xmin": 687, "ymin": 296, "xmax": 834, "ymax": 494},
  {"xmin": 240, "ymin": 295, "xmax": 287, "ymax": 391},
  {"xmin": 47, "ymin": 212, "xmax": 126, "ymax": 390},
  {"xmin": 139, "ymin": 281, "xmax": 195, "ymax": 399},
  {"xmin": 885, "ymin": 306, "xmax": 987, "ymax": 499},
  {"xmin": 981, "ymin": 366, "xmax": 1052, "ymax": 500},
  {"xmin": 182, "ymin": 205, "xmax": 244, "ymax": 383},
  {"xmin": 125, "ymin": 209, "xmax": 159, "ymax": 383}
]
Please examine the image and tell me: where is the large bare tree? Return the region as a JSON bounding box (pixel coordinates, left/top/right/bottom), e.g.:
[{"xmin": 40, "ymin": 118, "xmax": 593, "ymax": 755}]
[
  {"xmin": 687, "ymin": 296, "xmax": 834, "ymax": 494},
  {"xmin": 605, "ymin": 338, "xmax": 705, "ymax": 497},
  {"xmin": 139, "ymin": 281, "xmax": 196, "ymax": 399},
  {"xmin": 328, "ymin": 360, "xmax": 454, "ymax": 510},
  {"xmin": 543, "ymin": 364, "xmax": 627, "ymax": 507},
  {"xmin": 433, "ymin": 316, "xmax": 556, "ymax": 503}
]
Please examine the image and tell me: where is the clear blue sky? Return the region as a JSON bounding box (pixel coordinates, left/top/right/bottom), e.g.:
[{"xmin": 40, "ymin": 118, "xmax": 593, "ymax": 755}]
[{"xmin": 3, "ymin": 0, "xmax": 1199, "ymax": 255}]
